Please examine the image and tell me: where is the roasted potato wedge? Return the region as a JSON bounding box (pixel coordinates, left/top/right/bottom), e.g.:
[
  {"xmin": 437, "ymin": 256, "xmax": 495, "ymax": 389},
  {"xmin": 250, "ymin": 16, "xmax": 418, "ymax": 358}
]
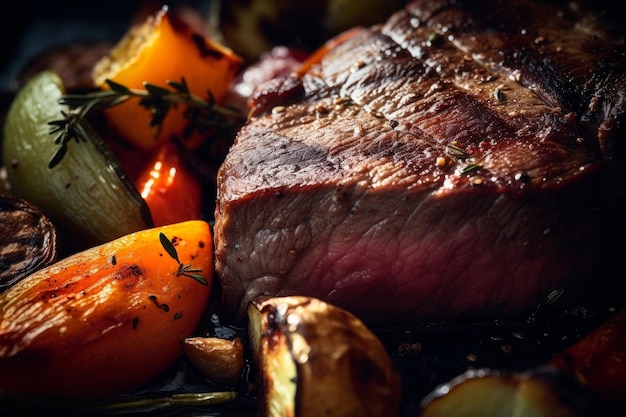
[
  {"xmin": 416, "ymin": 307, "xmax": 626, "ymax": 416},
  {"xmin": 419, "ymin": 366, "xmax": 600, "ymax": 417},
  {"xmin": 248, "ymin": 295, "xmax": 402, "ymax": 417}
]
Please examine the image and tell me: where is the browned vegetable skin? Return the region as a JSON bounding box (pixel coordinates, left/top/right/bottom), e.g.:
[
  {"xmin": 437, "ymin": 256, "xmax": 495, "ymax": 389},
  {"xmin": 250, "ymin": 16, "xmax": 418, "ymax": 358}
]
[
  {"xmin": 419, "ymin": 307, "xmax": 626, "ymax": 416},
  {"xmin": 183, "ymin": 336, "xmax": 245, "ymax": 387},
  {"xmin": 0, "ymin": 220, "xmax": 213, "ymax": 399},
  {"xmin": 0, "ymin": 194, "xmax": 60, "ymax": 292},
  {"xmin": 248, "ymin": 295, "xmax": 402, "ymax": 417},
  {"xmin": 2, "ymin": 70, "xmax": 153, "ymax": 253},
  {"xmin": 418, "ymin": 366, "xmax": 600, "ymax": 417},
  {"xmin": 549, "ymin": 307, "xmax": 626, "ymax": 415}
]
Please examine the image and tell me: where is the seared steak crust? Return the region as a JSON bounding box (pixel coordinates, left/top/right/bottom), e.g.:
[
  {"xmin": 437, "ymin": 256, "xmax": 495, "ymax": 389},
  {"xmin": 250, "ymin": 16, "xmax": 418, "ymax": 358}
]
[{"xmin": 214, "ymin": 0, "xmax": 625, "ymax": 325}]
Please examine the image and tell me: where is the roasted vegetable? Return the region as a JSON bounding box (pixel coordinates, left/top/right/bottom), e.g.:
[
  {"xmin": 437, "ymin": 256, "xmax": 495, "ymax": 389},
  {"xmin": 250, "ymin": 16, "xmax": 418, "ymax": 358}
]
[
  {"xmin": 211, "ymin": 0, "xmax": 407, "ymax": 63},
  {"xmin": 417, "ymin": 307, "xmax": 626, "ymax": 416},
  {"xmin": 2, "ymin": 69, "xmax": 153, "ymax": 252},
  {"xmin": 418, "ymin": 366, "xmax": 599, "ymax": 417},
  {"xmin": 183, "ymin": 336, "xmax": 245, "ymax": 386},
  {"xmin": 0, "ymin": 220, "xmax": 213, "ymax": 399},
  {"xmin": 135, "ymin": 140, "xmax": 203, "ymax": 227},
  {"xmin": 91, "ymin": 5, "xmax": 243, "ymax": 152},
  {"xmin": 248, "ymin": 295, "xmax": 402, "ymax": 417},
  {"xmin": 0, "ymin": 194, "xmax": 61, "ymax": 292},
  {"xmin": 549, "ymin": 307, "xmax": 626, "ymax": 414}
]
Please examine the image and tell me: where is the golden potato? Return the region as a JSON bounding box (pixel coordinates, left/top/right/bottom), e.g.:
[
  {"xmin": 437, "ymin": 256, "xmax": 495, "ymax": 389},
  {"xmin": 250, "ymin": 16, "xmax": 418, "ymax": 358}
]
[
  {"xmin": 419, "ymin": 367, "xmax": 598, "ymax": 417},
  {"xmin": 248, "ymin": 295, "xmax": 402, "ymax": 417}
]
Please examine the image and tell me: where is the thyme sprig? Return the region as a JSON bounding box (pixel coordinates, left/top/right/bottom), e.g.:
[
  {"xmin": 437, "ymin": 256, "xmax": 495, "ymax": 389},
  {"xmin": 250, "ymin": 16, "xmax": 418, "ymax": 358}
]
[
  {"xmin": 47, "ymin": 77, "xmax": 244, "ymax": 169},
  {"xmin": 159, "ymin": 232, "xmax": 208, "ymax": 286}
]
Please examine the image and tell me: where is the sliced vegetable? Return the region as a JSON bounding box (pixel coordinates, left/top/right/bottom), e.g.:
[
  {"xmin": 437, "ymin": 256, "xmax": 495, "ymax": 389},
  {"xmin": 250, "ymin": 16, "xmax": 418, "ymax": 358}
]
[
  {"xmin": 0, "ymin": 220, "xmax": 213, "ymax": 399},
  {"xmin": 135, "ymin": 140, "xmax": 203, "ymax": 227},
  {"xmin": 91, "ymin": 5, "xmax": 243, "ymax": 152},
  {"xmin": 0, "ymin": 194, "xmax": 61, "ymax": 292},
  {"xmin": 418, "ymin": 367, "xmax": 599, "ymax": 417},
  {"xmin": 248, "ymin": 295, "xmax": 402, "ymax": 417},
  {"xmin": 418, "ymin": 308, "xmax": 626, "ymax": 416},
  {"xmin": 1, "ymin": 69, "xmax": 153, "ymax": 252},
  {"xmin": 183, "ymin": 336, "xmax": 245, "ymax": 386},
  {"xmin": 549, "ymin": 307, "xmax": 626, "ymax": 411}
]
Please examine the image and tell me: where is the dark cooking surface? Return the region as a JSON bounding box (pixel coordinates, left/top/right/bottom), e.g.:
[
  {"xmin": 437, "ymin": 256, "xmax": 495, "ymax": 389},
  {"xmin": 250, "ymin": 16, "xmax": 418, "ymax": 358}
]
[{"xmin": 0, "ymin": 298, "xmax": 620, "ymax": 416}]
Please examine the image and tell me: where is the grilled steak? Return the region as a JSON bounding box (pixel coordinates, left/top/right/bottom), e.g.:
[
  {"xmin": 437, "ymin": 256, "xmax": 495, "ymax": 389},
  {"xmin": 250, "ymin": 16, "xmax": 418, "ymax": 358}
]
[{"xmin": 214, "ymin": 0, "xmax": 626, "ymax": 325}]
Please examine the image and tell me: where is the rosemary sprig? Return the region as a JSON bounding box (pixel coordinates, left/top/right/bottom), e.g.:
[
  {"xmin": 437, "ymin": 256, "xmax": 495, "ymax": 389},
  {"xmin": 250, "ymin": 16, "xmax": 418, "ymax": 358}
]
[
  {"xmin": 159, "ymin": 232, "xmax": 208, "ymax": 285},
  {"xmin": 47, "ymin": 77, "xmax": 244, "ymax": 168}
]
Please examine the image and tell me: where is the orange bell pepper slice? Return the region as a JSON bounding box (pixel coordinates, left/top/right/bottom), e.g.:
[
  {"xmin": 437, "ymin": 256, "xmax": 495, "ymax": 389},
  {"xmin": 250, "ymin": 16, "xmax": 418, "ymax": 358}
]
[
  {"xmin": 0, "ymin": 220, "xmax": 213, "ymax": 399},
  {"xmin": 92, "ymin": 5, "xmax": 243, "ymax": 152}
]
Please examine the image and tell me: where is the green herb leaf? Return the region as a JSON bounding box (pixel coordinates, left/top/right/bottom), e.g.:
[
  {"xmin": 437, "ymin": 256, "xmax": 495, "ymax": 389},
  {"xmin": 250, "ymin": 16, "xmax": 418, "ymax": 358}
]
[
  {"xmin": 461, "ymin": 162, "xmax": 481, "ymax": 174},
  {"xmin": 106, "ymin": 78, "xmax": 131, "ymax": 94},
  {"xmin": 446, "ymin": 143, "xmax": 468, "ymax": 159},
  {"xmin": 168, "ymin": 79, "xmax": 189, "ymax": 94},
  {"xmin": 144, "ymin": 83, "xmax": 172, "ymax": 97},
  {"xmin": 186, "ymin": 271, "xmax": 209, "ymax": 286},
  {"xmin": 159, "ymin": 232, "xmax": 180, "ymax": 263},
  {"xmin": 48, "ymin": 144, "xmax": 67, "ymax": 169},
  {"xmin": 160, "ymin": 232, "xmax": 208, "ymax": 286}
]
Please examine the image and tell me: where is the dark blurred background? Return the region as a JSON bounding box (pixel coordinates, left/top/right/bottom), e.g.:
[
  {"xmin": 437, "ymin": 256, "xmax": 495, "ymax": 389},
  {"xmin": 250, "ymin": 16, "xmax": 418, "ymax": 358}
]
[
  {"xmin": 0, "ymin": 1, "xmax": 213, "ymax": 90},
  {"xmin": 1, "ymin": 0, "xmax": 412, "ymax": 91},
  {"xmin": 3, "ymin": 0, "xmax": 623, "ymax": 92}
]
